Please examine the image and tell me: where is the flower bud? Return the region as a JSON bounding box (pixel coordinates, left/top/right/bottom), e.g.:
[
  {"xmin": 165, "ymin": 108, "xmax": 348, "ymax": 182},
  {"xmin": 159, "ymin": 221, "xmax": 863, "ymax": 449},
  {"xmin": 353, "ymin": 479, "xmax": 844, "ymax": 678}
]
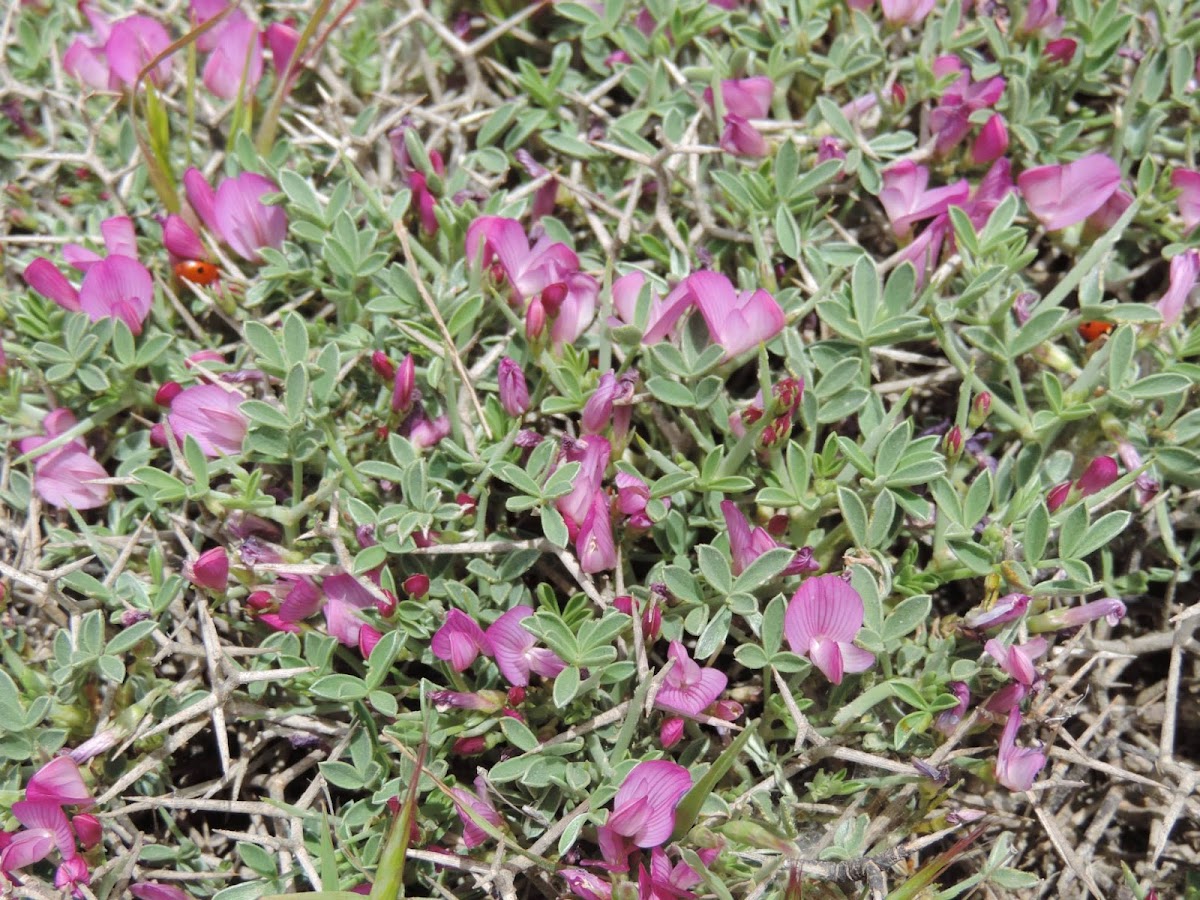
[
  {"xmin": 660, "ymin": 717, "xmax": 685, "ymax": 749},
  {"xmin": 1076, "ymin": 455, "xmax": 1119, "ymax": 497},
  {"xmin": 121, "ymin": 609, "xmax": 151, "ymax": 627},
  {"xmin": 403, "ymin": 573, "xmax": 430, "ymax": 598},
  {"xmin": 371, "ymin": 351, "xmax": 395, "ymax": 381},
  {"xmin": 359, "ymin": 625, "xmax": 383, "ymax": 659},
  {"xmin": 497, "ymin": 357, "xmax": 529, "ymax": 417},
  {"xmin": 452, "ymin": 736, "xmax": 488, "ymax": 755},
  {"xmin": 1046, "ymin": 480, "xmax": 1071, "ymax": 512},
  {"xmin": 154, "ymin": 381, "xmax": 182, "ymax": 406},
  {"xmin": 582, "ymin": 371, "xmax": 617, "ymax": 434},
  {"xmin": 73, "ymin": 813, "xmax": 102, "ymax": 849},
  {"xmin": 541, "ymin": 281, "xmax": 567, "ymax": 315},
  {"xmin": 1027, "ymin": 597, "xmax": 1126, "ymax": 633},
  {"xmin": 392, "ymin": 354, "xmax": 416, "ymax": 414},
  {"xmin": 525, "ymin": 297, "xmax": 546, "ymax": 340},
  {"xmin": 969, "ymin": 391, "xmax": 992, "ymax": 428},
  {"xmin": 375, "ymin": 590, "xmax": 397, "ymax": 618},
  {"xmin": 246, "ymin": 590, "xmax": 275, "ymax": 612},
  {"xmin": 971, "ymin": 114, "xmax": 1008, "ymax": 165},
  {"xmin": 457, "ymin": 492, "xmax": 477, "ymax": 514},
  {"xmin": 943, "ymin": 425, "xmax": 963, "ymax": 458},
  {"xmin": 1044, "ymin": 38, "xmax": 1077, "ymax": 65},
  {"xmin": 507, "ymin": 686, "xmax": 526, "ymax": 706},
  {"xmin": 184, "ymin": 547, "xmax": 229, "ymax": 593}
]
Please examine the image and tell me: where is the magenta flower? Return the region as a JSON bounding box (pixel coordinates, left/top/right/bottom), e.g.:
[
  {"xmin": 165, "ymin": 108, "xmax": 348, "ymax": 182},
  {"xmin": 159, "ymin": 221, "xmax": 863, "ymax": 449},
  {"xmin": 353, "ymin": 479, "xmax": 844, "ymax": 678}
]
[
  {"xmin": 2, "ymin": 802, "xmax": 76, "ymax": 875},
  {"xmin": 615, "ymin": 472, "xmax": 661, "ymax": 529},
  {"xmin": 70, "ymin": 815, "xmax": 101, "ymax": 851},
  {"xmin": 1086, "ymin": 188, "xmax": 1133, "ymax": 232},
  {"xmin": 880, "ymin": 0, "xmax": 936, "ymax": 25},
  {"xmin": 963, "ymin": 593, "xmax": 1030, "ymax": 631},
  {"xmin": 466, "ymin": 216, "xmax": 597, "ymax": 347},
  {"xmin": 597, "ymin": 760, "xmax": 692, "ymax": 868},
  {"xmin": 638, "ymin": 846, "xmax": 715, "ymax": 900},
  {"xmin": 928, "ymin": 58, "xmax": 1006, "ymax": 156},
  {"xmin": 322, "ymin": 573, "xmax": 377, "ymax": 655},
  {"xmin": 984, "ymin": 637, "xmax": 1048, "ymax": 686},
  {"xmin": 201, "ymin": 10, "xmax": 265, "ymax": 100},
  {"xmin": 562, "ymin": 868, "xmax": 613, "ymax": 900},
  {"xmin": 497, "ymin": 357, "xmax": 529, "ymax": 416},
  {"xmin": 1017, "ymin": 154, "xmax": 1122, "ymax": 231},
  {"xmin": 184, "ymin": 168, "xmax": 287, "ymax": 263},
  {"xmin": 427, "ymin": 689, "xmax": 506, "ymax": 713},
  {"xmin": 432, "ymin": 609, "xmax": 493, "ymax": 671},
  {"xmin": 161, "ymin": 215, "xmax": 208, "ymax": 263},
  {"xmin": 55, "ymin": 855, "xmax": 90, "ymax": 894},
  {"xmin": 449, "ymin": 777, "xmax": 504, "ymax": 848},
  {"xmin": 1020, "ymin": 0, "xmax": 1063, "ymax": 34},
  {"xmin": 577, "ymin": 494, "xmax": 617, "ymax": 574},
  {"xmin": 647, "ymin": 271, "xmax": 784, "ymax": 361},
  {"xmin": 64, "ymin": 5, "xmax": 174, "ymax": 91},
  {"xmin": 1158, "ymin": 250, "xmax": 1200, "ymax": 327},
  {"xmin": 392, "ymin": 353, "xmax": 416, "ymax": 413},
  {"xmin": 164, "ymin": 384, "xmax": 248, "ymax": 457},
  {"xmin": 722, "ymin": 501, "xmax": 818, "ymax": 577},
  {"xmin": 995, "ymin": 709, "xmax": 1046, "ymax": 791},
  {"xmin": 610, "ymin": 272, "xmax": 686, "ymax": 343},
  {"xmin": 1046, "ymin": 480, "xmax": 1071, "ymax": 512},
  {"xmin": 784, "ymin": 574, "xmax": 876, "ymax": 684},
  {"xmin": 878, "ymin": 161, "xmax": 969, "ymax": 238},
  {"xmin": 26, "ymin": 758, "xmax": 93, "ymax": 808},
  {"xmin": 1027, "ymin": 597, "xmax": 1126, "ymax": 633},
  {"xmin": 184, "ymin": 547, "xmax": 230, "ymax": 593},
  {"xmin": 704, "ymin": 77, "xmax": 773, "ymax": 157},
  {"xmin": 934, "ymin": 682, "xmax": 970, "ymax": 735},
  {"xmin": 1077, "ymin": 455, "xmax": 1119, "ymax": 496},
  {"xmin": 971, "ymin": 114, "xmax": 1009, "ymax": 165},
  {"xmin": 1172, "ymin": 169, "xmax": 1200, "ymax": 232},
  {"xmin": 266, "ymin": 21, "xmax": 301, "ymax": 73},
  {"xmin": 654, "ymin": 640, "xmax": 727, "ymax": 717},
  {"xmin": 660, "ymin": 717, "xmax": 685, "ymax": 749},
  {"xmin": 555, "ymin": 436, "xmax": 611, "ymax": 532},
  {"xmin": 485, "ymin": 606, "xmax": 566, "ymax": 686},
  {"xmin": 16, "ymin": 410, "xmax": 111, "ymax": 511},
  {"xmin": 582, "ymin": 371, "xmax": 618, "ymax": 434}
]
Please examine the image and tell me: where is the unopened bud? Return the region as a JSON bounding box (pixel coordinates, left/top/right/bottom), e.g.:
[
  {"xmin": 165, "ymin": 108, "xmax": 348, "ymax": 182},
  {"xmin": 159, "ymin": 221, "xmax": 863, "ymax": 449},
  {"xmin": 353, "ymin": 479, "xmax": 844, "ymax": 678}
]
[
  {"xmin": 969, "ymin": 392, "xmax": 992, "ymax": 428},
  {"xmin": 403, "ymin": 573, "xmax": 430, "ymax": 598},
  {"xmin": 155, "ymin": 381, "xmax": 182, "ymax": 406},
  {"xmin": 371, "ymin": 351, "xmax": 395, "ymax": 381}
]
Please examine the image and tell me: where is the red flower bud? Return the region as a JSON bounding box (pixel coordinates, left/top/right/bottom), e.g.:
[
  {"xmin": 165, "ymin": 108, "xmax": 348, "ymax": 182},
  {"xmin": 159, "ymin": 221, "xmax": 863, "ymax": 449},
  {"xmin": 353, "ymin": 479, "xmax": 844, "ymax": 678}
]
[
  {"xmin": 371, "ymin": 351, "xmax": 395, "ymax": 381},
  {"xmin": 507, "ymin": 686, "xmax": 526, "ymax": 706},
  {"xmin": 403, "ymin": 573, "xmax": 430, "ymax": 598},
  {"xmin": 184, "ymin": 547, "xmax": 229, "ymax": 593},
  {"xmin": 1046, "ymin": 480, "xmax": 1071, "ymax": 512},
  {"xmin": 155, "ymin": 381, "xmax": 183, "ymax": 406},
  {"xmin": 375, "ymin": 590, "xmax": 397, "ymax": 618},
  {"xmin": 246, "ymin": 590, "xmax": 275, "ymax": 612},
  {"xmin": 943, "ymin": 425, "xmax": 963, "ymax": 457},
  {"xmin": 452, "ymin": 736, "xmax": 487, "ymax": 755}
]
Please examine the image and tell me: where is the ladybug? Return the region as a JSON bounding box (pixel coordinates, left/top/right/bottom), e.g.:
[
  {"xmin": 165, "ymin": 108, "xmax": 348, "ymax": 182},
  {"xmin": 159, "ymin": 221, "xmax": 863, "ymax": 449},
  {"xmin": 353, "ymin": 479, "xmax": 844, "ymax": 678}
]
[
  {"xmin": 174, "ymin": 259, "xmax": 219, "ymax": 285},
  {"xmin": 1077, "ymin": 320, "xmax": 1114, "ymax": 342}
]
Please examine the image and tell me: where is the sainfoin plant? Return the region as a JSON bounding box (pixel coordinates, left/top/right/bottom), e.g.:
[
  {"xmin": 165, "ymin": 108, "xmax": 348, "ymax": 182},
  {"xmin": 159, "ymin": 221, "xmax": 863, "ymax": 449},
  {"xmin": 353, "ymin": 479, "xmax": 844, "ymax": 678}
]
[{"xmin": 1, "ymin": 0, "xmax": 1196, "ymax": 898}]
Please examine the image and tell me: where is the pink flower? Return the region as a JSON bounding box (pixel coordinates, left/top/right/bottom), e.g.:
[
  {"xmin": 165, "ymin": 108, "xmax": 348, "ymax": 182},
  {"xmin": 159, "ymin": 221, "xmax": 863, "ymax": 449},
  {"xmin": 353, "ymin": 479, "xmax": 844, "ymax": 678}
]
[
  {"xmin": 497, "ymin": 357, "xmax": 529, "ymax": 416},
  {"xmin": 963, "ymin": 593, "xmax": 1030, "ymax": 631},
  {"xmin": 1017, "ymin": 154, "xmax": 1122, "ymax": 231},
  {"xmin": 880, "ymin": 0, "xmax": 936, "ymax": 25},
  {"xmin": 449, "ymin": 777, "xmax": 503, "ymax": 847},
  {"xmin": 55, "ymin": 855, "xmax": 90, "ymax": 894},
  {"xmin": 1086, "ymin": 188, "xmax": 1133, "ymax": 232},
  {"xmin": 597, "ymin": 760, "xmax": 692, "ymax": 868},
  {"xmin": 1046, "ymin": 480, "xmax": 1071, "ymax": 512},
  {"xmin": 784, "ymin": 574, "xmax": 876, "ymax": 684},
  {"xmin": 929, "ymin": 62, "xmax": 1006, "ymax": 156},
  {"xmin": 1019, "ymin": 0, "xmax": 1062, "ymax": 35},
  {"xmin": 562, "ymin": 868, "xmax": 613, "ymax": 900},
  {"xmin": 704, "ymin": 77, "xmax": 773, "ymax": 158},
  {"xmin": 556, "ymin": 436, "xmax": 611, "ymax": 531},
  {"xmin": 165, "ymin": 384, "xmax": 248, "ymax": 457},
  {"xmin": 1158, "ymin": 249, "xmax": 1200, "ymax": 327},
  {"xmin": 615, "ymin": 472, "xmax": 661, "ymax": 529},
  {"xmin": 431, "ymin": 609, "xmax": 492, "ymax": 671},
  {"xmin": 660, "ymin": 717, "xmax": 685, "ymax": 748},
  {"xmin": 934, "ymin": 682, "xmax": 970, "ymax": 734},
  {"xmin": 577, "ymin": 494, "xmax": 617, "ymax": 574},
  {"xmin": 1027, "ymin": 598, "xmax": 1126, "ymax": 633},
  {"xmin": 184, "ymin": 168, "xmax": 287, "ymax": 263},
  {"xmin": 971, "ymin": 114, "xmax": 1008, "ymax": 165},
  {"xmin": 722, "ymin": 501, "xmax": 818, "ymax": 577},
  {"xmin": 184, "ymin": 547, "xmax": 229, "ymax": 593},
  {"xmin": 392, "ymin": 353, "xmax": 416, "ymax": 413},
  {"xmin": 611, "ymin": 272, "xmax": 684, "ymax": 343},
  {"xmin": 994, "ymin": 709, "xmax": 1046, "ymax": 791},
  {"xmin": 984, "ymin": 637, "xmax": 1048, "ymax": 686},
  {"xmin": 16, "ymin": 411, "xmax": 111, "ymax": 511},
  {"xmin": 654, "ymin": 641, "xmax": 727, "ymax": 717},
  {"xmin": 322, "ymin": 573, "xmax": 376, "ymax": 651},
  {"xmin": 638, "ymin": 846, "xmax": 713, "ymax": 900},
  {"xmin": 266, "ymin": 21, "xmax": 301, "ymax": 73},
  {"xmin": 650, "ymin": 271, "xmax": 785, "ymax": 361},
  {"xmin": 64, "ymin": 6, "xmax": 174, "ymax": 91},
  {"xmin": 79, "ymin": 256, "xmax": 155, "ymax": 333},
  {"xmin": 466, "ymin": 216, "xmax": 597, "ymax": 347},
  {"xmin": 1172, "ymin": 169, "xmax": 1200, "ymax": 232},
  {"xmin": 614, "ymin": 594, "xmax": 662, "ymax": 642},
  {"xmin": 427, "ymin": 689, "xmax": 506, "ymax": 713},
  {"xmin": 486, "ymin": 606, "xmax": 566, "ymax": 686},
  {"xmin": 162, "ymin": 215, "xmax": 208, "ymax": 262},
  {"xmin": 27, "ymin": 757, "xmax": 93, "ymax": 808},
  {"xmin": 201, "ymin": 11, "xmax": 265, "ymax": 100},
  {"xmin": 582, "ymin": 371, "xmax": 617, "ymax": 434},
  {"xmin": 879, "ymin": 161, "xmax": 970, "ymax": 238},
  {"xmin": 70, "ymin": 815, "xmax": 102, "ymax": 851}
]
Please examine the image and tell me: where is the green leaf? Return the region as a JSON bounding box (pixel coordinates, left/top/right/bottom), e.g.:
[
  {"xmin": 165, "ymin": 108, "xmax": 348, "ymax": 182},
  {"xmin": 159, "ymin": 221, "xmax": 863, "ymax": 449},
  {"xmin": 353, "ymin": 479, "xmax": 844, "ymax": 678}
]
[
  {"xmin": 838, "ymin": 487, "xmax": 869, "ymax": 547},
  {"xmin": 882, "ymin": 595, "xmax": 931, "ymax": 646},
  {"xmin": 670, "ymin": 721, "xmax": 758, "ymax": 841},
  {"xmin": 697, "ymin": 544, "xmax": 733, "ymax": 594},
  {"xmin": 542, "ymin": 506, "xmax": 569, "ymax": 548},
  {"xmin": 105, "ymin": 620, "xmax": 159, "ymax": 655},
  {"xmin": 553, "ymin": 666, "xmax": 581, "ymax": 708},
  {"xmin": 1057, "ymin": 504, "xmax": 1089, "ymax": 559},
  {"xmin": 310, "ymin": 675, "xmax": 369, "ymax": 701},
  {"xmin": 732, "ymin": 547, "xmax": 794, "ymax": 592},
  {"xmin": 646, "ymin": 377, "xmax": 695, "ymax": 408},
  {"xmin": 1024, "ymin": 502, "xmax": 1049, "ymax": 565},
  {"xmin": 734, "ymin": 643, "xmax": 769, "ymax": 669},
  {"xmin": 1073, "ymin": 510, "xmax": 1131, "ymax": 558}
]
